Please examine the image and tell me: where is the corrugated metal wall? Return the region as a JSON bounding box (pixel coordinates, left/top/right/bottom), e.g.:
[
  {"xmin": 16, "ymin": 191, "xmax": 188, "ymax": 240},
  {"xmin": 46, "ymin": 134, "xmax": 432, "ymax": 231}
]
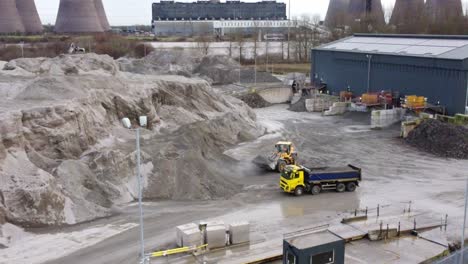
[{"xmin": 311, "ymin": 50, "xmax": 468, "ymax": 114}]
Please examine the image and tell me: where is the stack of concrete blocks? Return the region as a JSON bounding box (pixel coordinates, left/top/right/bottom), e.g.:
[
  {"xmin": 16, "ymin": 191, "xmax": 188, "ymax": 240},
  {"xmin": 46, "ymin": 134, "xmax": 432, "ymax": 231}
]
[
  {"xmin": 305, "ymin": 98, "xmax": 334, "ymax": 112},
  {"xmin": 201, "ymin": 220, "xmax": 227, "ymax": 250},
  {"xmin": 175, "ymin": 223, "xmax": 201, "ymax": 247},
  {"xmin": 371, "ymin": 108, "xmax": 406, "ymax": 129},
  {"xmin": 348, "ymin": 103, "xmax": 368, "ymax": 112},
  {"xmin": 228, "ymin": 222, "xmax": 250, "ymax": 245},
  {"xmin": 324, "ymin": 102, "xmax": 349, "ymax": 116}
]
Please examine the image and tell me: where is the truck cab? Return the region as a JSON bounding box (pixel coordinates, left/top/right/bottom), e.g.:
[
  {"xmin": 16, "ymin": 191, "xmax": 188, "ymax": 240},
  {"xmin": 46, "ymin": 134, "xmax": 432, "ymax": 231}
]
[
  {"xmin": 280, "ymin": 164, "xmax": 361, "ymax": 196},
  {"xmin": 280, "ymin": 165, "xmax": 307, "ymax": 195}
]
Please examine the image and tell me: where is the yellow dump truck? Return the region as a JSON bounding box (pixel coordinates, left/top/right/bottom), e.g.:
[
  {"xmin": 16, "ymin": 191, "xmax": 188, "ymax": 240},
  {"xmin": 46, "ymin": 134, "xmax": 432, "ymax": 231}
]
[{"xmin": 280, "ymin": 165, "xmax": 362, "ymax": 196}]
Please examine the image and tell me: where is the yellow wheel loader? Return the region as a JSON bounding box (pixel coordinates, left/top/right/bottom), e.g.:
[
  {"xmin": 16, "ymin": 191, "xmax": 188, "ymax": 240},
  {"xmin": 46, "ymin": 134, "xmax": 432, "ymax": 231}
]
[{"xmin": 253, "ymin": 141, "xmax": 297, "ymax": 172}]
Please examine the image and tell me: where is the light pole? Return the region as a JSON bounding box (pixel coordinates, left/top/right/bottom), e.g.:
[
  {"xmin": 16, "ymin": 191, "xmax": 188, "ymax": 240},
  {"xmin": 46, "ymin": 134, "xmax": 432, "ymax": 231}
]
[
  {"xmin": 287, "ymin": 0, "xmax": 290, "ymax": 61},
  {"xmin": 461, "ymin": 179, "xmax": 468, "ymax": 264},
  {"xmin": 122, "ymin": 116, "xmax": 147, "ymax": 264},
  {"xmin": 366, "ymin": 54, "xmax": 373, "ymax": 93}
]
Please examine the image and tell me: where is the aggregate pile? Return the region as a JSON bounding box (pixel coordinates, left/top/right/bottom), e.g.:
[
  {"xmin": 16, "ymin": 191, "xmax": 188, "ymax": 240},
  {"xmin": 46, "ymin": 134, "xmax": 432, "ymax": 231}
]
[
  {"xmin": 239, "ymin": 93, "xmax": 272, "ymax": 108},
  {"xmin": 0, "ymin": 53, "xmax": 261, "ymax": 228},
  {"xmin": 118, "ymin": 51, "xmax": 241, "ymax": 85},
  {"xmin": 405, "ymin": 119, "xmax": 468, "ymax": 159}
]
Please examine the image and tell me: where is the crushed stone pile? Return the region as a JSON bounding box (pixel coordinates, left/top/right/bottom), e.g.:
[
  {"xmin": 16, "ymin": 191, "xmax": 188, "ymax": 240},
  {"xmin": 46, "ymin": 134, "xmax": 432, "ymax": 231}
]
[
  {"xmin": 240, "ymin": 69, "xmax": 281, "ymax": 84},
  {"xmin": 405, "ymin": 119, "xmax": 468, "ymax": 159},
  {"xmin": 288, "ymin": 97, "xmax": 307, "ymax": 112},
  {"xmin": 0, "ymin": 53, "xmax": 261, "ymax": 228},
  {"xmin": 193, "ymin": 55, "xmax": 240, "ymax": 85},
  {"xmin": 239, "ymin": 93, "xmax": 272, "ymax": 108},
  {"xmin": 118, "ymin": 51, "xmax": 241, "ymax": 85}
]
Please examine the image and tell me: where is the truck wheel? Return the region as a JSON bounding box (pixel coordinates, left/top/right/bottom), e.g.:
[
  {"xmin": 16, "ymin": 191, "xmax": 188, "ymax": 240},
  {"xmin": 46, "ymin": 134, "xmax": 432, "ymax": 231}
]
[
  {"xmin": 346, "ymin": 182, "xmax": 357, "ymax": 192},
  {"xmin": 277, "ymin": 160, "xmax": 287, "ymax": 172},
  {"xmin": 311, "ymin": 185, "xmax": 321, "ymax": 195},
  {"xmin": 294, "ymin": 186, "xmax": 304, "ymax": 196},
  {"xmin": 336, "ymin": 183, "xmax": 346, "ymax": 193}
]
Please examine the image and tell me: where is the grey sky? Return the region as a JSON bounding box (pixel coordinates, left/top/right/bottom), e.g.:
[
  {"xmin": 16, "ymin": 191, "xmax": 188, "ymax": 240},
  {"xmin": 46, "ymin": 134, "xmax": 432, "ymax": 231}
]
[{"xmin": 36, "ymin": 0, "xmax": 429, "ymax": 26}]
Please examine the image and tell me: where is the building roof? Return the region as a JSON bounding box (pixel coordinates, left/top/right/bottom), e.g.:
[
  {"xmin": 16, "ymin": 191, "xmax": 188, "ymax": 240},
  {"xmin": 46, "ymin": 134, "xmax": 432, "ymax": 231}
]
[
  {"xmin": 316, "ymin": 34, "xmax": 468, "ymax": 60},
  {"xmin": 285, "ymin": 231, "xmax": 342, "ymax": 250}
]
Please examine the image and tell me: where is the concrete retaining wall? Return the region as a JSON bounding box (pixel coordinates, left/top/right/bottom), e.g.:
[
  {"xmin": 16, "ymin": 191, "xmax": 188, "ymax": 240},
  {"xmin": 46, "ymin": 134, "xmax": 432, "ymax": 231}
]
[
  {"xmin": 305, "ymin": 97, "xmax": 337, "ymax": 112},
  {"xmin": 257, "ymin": 87, "xmax": 292, "ymax": 104},
  {"xmin": 371, "ymin": 108, "xmax": 406, "ymax": 129}
]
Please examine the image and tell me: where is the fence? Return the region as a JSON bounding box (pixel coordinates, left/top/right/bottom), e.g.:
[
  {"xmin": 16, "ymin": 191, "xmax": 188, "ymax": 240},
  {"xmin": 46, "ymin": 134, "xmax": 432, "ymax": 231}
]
[{"xmin": 435, "ymin": 247, "xmax": 468, "ymax": 264}]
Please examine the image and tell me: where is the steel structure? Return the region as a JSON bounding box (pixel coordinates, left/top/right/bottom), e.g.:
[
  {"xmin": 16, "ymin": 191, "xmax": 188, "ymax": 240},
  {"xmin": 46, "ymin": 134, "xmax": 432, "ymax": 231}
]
[
  {"xmin": 0, "ymin": 0, "xmax": 25, "ymax": 33},
  {"xmin": 16, "ymin": 0, "xmax": 43, "ymax": 33},
  {"xmin": 55, "ymin": 0, "xmax": 105, "ymax": 33}
]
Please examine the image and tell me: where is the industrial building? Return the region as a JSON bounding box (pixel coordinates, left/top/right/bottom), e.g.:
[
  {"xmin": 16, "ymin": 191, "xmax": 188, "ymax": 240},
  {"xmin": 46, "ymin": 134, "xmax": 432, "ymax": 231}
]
[
  {"xmin": 151, "ymin": 0, "xmax": 289, "ymax": 37},
  {"xmin": 311, "ymin": 34, "xmax": 468, "ymax": 115},
  {"xmin": 152, "ymin": 0, "xmax": 286, "ymax": 21},
  {"xmin": 0, "ymin": 0, "xmax": 42, "ymax": 34}
]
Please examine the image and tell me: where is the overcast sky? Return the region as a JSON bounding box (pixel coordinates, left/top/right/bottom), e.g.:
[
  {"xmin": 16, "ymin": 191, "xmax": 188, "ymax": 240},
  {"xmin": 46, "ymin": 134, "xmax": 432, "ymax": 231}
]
[{"xmin": 37, "ymin": 0, "xmax": 436, "ymax": 26}]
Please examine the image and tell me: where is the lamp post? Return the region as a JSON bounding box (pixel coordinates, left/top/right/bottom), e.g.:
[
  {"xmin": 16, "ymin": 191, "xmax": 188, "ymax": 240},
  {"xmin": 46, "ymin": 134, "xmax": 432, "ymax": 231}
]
[
  {"xmin": 122, "ymin": 116, "xmax": 147, "ymax": 264},
  {"xmin": 366, "ymin": 54, "xmax": 373, "ymax": 93},
  {"xmin": 461, "ymin": 179, "xmax": 468, "ymax": 264}
]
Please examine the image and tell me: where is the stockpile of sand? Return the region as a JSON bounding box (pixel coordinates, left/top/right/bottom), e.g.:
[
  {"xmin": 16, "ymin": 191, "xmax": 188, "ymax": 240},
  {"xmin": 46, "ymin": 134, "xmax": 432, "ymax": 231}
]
[
  {"xmin": 239, "ymin": 93, "xmax": 272, "ymax": 108},
  {"xmin": 406, "ymin": 119, "xmax": 468, "ymax": 159},
  {"xmin": 0, "ymin": 53, "xmax": 261, "ymax": 227}
]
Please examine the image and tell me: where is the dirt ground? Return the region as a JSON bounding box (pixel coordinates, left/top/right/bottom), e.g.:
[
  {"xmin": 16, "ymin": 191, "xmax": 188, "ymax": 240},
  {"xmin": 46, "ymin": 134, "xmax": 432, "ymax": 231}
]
[{"xmin": 3, "ymin": 104, "xmax": 467, "ymax": 264}]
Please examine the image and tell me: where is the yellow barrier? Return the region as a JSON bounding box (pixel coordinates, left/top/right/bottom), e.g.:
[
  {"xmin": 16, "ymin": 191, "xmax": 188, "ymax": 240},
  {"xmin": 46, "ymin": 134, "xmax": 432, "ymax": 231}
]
[{"xmin": 150, "ymin": 244, "xmax": 208, "ymax": 258}]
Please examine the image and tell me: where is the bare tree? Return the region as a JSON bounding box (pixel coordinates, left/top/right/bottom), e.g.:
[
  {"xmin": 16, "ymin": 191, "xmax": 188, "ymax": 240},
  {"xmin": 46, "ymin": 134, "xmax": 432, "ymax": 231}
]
[{"xmin": 196, "ymin": 35, "xmax": 211, "ymax": 55}]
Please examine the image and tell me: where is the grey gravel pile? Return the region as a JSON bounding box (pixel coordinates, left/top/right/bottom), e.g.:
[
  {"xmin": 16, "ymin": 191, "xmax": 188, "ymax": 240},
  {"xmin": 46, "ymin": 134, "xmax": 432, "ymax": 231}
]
[{"xmin": 406, "ymin": 119, "xmax": 468, "ymax": 159}]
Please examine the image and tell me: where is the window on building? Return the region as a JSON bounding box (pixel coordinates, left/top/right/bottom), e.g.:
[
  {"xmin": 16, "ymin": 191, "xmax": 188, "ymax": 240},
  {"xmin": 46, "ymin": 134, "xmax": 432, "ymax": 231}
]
[
  {"xmin": 287, "ymin": 251, "xmax": 296, "ymax": 264},
  {"xmin": 310, "ymin": 250, "xmax": 334, "ymax": 264}
]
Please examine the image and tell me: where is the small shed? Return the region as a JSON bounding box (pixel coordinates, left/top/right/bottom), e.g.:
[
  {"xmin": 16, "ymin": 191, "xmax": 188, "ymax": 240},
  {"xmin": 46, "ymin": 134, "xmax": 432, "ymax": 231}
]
[{"xmin": 283, "ymin": 231, "xmax": 345, "ymax": 264}]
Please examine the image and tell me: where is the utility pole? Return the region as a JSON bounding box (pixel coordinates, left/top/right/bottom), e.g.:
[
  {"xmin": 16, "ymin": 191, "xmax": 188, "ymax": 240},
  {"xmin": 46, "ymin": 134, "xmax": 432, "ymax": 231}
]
[{"xmin": 461, "ymin": 179, "xmax": 468, "ymax": 264}]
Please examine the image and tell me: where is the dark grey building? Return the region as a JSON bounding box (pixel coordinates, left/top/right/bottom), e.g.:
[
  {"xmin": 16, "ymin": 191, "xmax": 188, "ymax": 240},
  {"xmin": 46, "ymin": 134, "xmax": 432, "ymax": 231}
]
[
  {"xmin": 152, "ymin": 0, "xmax": 286, "ymax": 21},
  {"xmin": 283, "ymin": 231, "xmax": 345, "ymax": 264},
  {"xmin": 311, "ymin": 34, "xmax": 468, "ymax": 115}
]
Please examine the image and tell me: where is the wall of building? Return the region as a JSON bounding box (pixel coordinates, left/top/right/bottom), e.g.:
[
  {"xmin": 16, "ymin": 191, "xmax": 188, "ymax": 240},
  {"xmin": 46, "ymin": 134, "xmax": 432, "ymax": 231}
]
[
  {"xmin": 152, "ymin": 1, "xmax": 286, "ymax": 21},
  {"xmin": 153, "ymin": 21, "xmax": 214, "ymax": 36},
  {"xmin": 311, "ymin": 50, "xmax": 468, "ymax": 114}
]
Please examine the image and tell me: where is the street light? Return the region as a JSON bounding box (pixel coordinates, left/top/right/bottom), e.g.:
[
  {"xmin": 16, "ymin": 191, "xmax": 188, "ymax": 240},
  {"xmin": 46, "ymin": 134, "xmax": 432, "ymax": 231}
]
[{"xmin": 122, "ymin": 116, "xmax": 147, "ymax": 264}]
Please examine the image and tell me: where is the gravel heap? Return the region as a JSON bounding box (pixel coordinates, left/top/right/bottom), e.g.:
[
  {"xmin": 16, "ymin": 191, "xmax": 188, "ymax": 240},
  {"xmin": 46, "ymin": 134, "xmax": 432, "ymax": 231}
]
[
  {"xmin": 406, "ymin": 119, "xmax": 468, "ymax": 159},
  {"xmin": 239, "ymin": 93, "xmax": 272, "ymax": 108},
  {"xmin": 288, "ymin": 97, "xmax": 307, "ymax": 112}
]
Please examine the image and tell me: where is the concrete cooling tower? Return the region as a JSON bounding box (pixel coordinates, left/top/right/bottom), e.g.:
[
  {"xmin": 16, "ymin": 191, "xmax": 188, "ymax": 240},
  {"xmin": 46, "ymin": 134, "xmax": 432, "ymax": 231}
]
[
  {"xmin": 55, "ymin": 0, "xmax": 104, "ymax": 33},
  {"xmin": 347, "ymin": 0, "xmax": 385, "ymax": 26},
  {"xmin": 390, "ymin": 0, "xmax": 425, "ymax": 26},
  {"xmin": 425, "ymin": 0, "xmax": 463, "ymax": 23},
  {"xmin": 95, "ymin": 0, "xmax": 111, "ymax": 31},
  {"xmin": 0, "ymin": 0, "xmax": 25, "ymax": 33},
  {"xmin": 324, "ymin": 0, "xmax": 350, "ymax": 28},
  {"xmin": 16, "ymin": 0, "xmax": 43, "ymax": 33}
]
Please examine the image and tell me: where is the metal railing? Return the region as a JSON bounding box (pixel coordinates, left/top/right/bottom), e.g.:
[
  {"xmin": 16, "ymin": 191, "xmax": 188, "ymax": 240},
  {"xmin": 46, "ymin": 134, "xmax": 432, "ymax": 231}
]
[{"xmin": 434, "ymin": 247, "xmax": 468, "ymax": 264}]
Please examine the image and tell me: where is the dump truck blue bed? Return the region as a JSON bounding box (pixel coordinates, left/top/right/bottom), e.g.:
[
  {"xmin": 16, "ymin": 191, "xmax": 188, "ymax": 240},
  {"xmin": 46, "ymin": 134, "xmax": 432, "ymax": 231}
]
[{"xmin": 305, "ymin": 165, "xmax": 361, "ymax": 182}]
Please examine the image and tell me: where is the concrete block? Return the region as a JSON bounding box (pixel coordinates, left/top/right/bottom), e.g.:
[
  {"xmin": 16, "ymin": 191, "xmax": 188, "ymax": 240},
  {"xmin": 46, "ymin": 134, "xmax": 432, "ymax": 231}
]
[
  {"xmin": 229, "ymin": 222, "xmax": 250, "ymax": 245},
  {"xmin": 206, "ymin": 225, "xmax": 226, "ymax": 249},
  {"xmin": 176, "ymin": 223, "xmax": 198, "ymax": 247},
  {"xmin": 181, "ymin": 227, "xmax": 202, "ymax": 247}
]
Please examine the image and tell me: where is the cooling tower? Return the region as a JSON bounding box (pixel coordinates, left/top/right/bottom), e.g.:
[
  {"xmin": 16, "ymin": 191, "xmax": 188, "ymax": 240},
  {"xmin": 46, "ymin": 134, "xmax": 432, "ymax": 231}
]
[
  {"xmin": 0, "ymin": 0, "xmax": 25, "ymax": 33},
  {"xmin": 94, "ymin": 0, "xmax": 111, "ymax": 31},
  {"xmin": 16, "ymin": 0, "xmax": 43, "ymax": 33},
  {"xmin": 390, "ymin": 0, "xmax": 425, "ymax": 26},
  {"xmin": 55, "ymin": 0, "xmax": 104, "ymax": 33},
  {"xmin": 347, "ymin": 0, "xmax": 385, "ymax": 26},
  {"xmin": 425, "ymin": 0, "xmax": 463, "ymax": 22},
  {"xmin": 325, "ymin": 0, "xmax": 350, "ymax": 28}
]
